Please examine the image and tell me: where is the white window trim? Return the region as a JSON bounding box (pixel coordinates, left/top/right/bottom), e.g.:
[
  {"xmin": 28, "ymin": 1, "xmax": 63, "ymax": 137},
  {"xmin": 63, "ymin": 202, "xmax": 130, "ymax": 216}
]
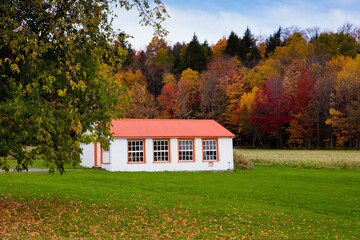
[
  {"xmin": 202, "ymin": 139, "xmax": 219, "ymax": 162},
  {"xmin": 153, "ymin": 139, "xmax": 170, "ymax": 163},
  {"xmin": 127, "ymin": 139, "xmax": 146, "ymax": 164},
  {"xmin": 178, "ymin": 139, "xmax": 195, "ymax": 162}
]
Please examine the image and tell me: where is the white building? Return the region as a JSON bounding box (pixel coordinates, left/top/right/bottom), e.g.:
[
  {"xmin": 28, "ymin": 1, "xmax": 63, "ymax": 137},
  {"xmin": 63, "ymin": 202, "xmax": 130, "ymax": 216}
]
[{"xmin": 81, "ymin": 119, "xmax": 235, "ymax": 171}]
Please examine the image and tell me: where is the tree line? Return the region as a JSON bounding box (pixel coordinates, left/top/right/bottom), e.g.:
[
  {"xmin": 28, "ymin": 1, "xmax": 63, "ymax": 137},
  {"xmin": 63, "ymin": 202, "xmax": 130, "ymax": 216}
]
[
  {"xmin": 1, "ymin": 0, "xmax": 359, "ymax": 173},
  {"xmin": 117, "ymin": 24, "xmax": 360, "ymax": 149}
]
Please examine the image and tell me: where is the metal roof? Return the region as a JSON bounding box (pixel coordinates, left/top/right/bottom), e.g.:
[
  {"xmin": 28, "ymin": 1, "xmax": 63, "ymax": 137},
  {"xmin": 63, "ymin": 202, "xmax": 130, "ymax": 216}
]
[{"xmin": 111, "ymin": 119, "xmax": 235, "ymax": 138}]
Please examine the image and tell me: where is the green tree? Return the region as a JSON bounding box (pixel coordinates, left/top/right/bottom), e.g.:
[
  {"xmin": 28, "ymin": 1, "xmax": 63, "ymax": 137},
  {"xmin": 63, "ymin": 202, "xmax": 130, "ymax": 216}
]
[
  {"xmin": 317, "ymin": 32, "xmax": 359, "ymax": 58},
  {"xmin": 240, "ymin": 27, "xmax": 261, "ymax": 68},
  {"xmin": 224, "ymin": 31, "xmax": 241, "ymax": 57},
  {"xmin": 265, "ymin": 27, "xmax": 282, "ymax": 57},
  {"xmin": 179, "ymin": 34, "xmax": 207, "ymax": 73},
  {"xmin": 0, "ymin": 0, "xmax": 168, "ymax": 173}
]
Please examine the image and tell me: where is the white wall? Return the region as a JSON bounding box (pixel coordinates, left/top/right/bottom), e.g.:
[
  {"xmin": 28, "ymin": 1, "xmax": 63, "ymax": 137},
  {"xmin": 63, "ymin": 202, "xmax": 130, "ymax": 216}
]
[
  {"xmin": 81, "ymin": 137, "xmax": 234, "ymax": 171},
  {"xmin": 81, "ymin": 143, "xmax": 95, "ymax": 168}
]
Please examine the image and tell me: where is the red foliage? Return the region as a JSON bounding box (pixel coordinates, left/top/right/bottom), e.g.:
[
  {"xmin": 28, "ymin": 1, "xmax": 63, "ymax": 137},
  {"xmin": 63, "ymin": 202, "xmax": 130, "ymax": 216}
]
[
  {"xmin": 249, "ymin": 77, "xmax": 291, "ymax": 135},
  {"xmin": 157, "ymin": 84, "xmax": 178, "ymax": 119},
  {"xmin": 293, "ymin": 67, "xmax": 314, "ymax": 112}
]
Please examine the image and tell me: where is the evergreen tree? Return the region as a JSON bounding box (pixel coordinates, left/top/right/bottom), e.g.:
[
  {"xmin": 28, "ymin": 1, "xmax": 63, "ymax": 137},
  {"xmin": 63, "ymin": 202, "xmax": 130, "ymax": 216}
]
[
  {"xmin": 265, "ymin": 27, "xmax": 282, "ymax": 57},
  {"xmin": 248, "ymin": 47, "xmax": 262, "ymax": 68},
  {"xmin": 240, "ymin": 27, "xmax": 255, "ymax": 60},
  {"xmin": 202, "ymin": 40, "xmax": 213, "ymax": 63},
  {"xmin": 240, "ymin": 27, "xmax": 261, "ymax": 68},
  {"xmin": 171, "ymin": 42, "xmax": 184, "ymax": 74},
  {"xmin": 224, "ymin": 31, "xmax": 241, "ymax": 57},
  {"xmin": 179, "ymin": 34, "xmax": 207, "ymax": 72}
]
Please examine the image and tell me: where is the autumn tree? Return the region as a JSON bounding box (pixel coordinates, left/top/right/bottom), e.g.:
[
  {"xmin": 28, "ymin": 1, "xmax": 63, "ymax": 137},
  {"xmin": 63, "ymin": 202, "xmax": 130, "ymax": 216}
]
[
  {"xmin": 325, "ymin": 108, "xmax": 349, "ymax": 147},
  {"xmin": 286, "ymin": 67, "xmax": 315, "ymax": 148},
  {"xmin": 113, "ymin": 69, "xmax": 146, "ymax": 88},
  {"xmin": 317, "ymin": 32, "xmax": 359, "ymax": 58},
  {"xmin": 234, "ymin": 86, "xmax": 259, "ymax": 146},
  {"xmin": 331, "ymin": 55, "xmax": 360, "ymax": 148},
  {"xmin": 146, "ymin": 38, "xmax": 169, "ymax": 59},
  {"xmin": 199, "ymin": 56, "xmax": 241, "ymax": 123},
  {"xmin": 0, "ymin": 0, "xmax": 168, "ymax": 173},
  {"xmin": 125, "ymin": 83, "xmax": 160, "ymax": 119},
  {"xmin": 158, "ymin": 84, "xmax": 178, "ymax": 119},
  {"xmin": 176, "ymin": 68, "xmax": 201, "ymax": 118},
  {"xmin": 212, "ymin": 37, "xmax": 227, "ymax": 58},
  {"xmin": 249, "ymin": 77, "xmax": 291, "ymax": 148}
]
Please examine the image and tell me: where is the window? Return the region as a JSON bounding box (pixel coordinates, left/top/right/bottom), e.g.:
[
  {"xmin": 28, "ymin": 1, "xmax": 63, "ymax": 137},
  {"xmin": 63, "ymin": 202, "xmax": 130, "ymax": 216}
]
[
  {"xmin": 202, "ymin": 139, "xmax": 218, "ymax": 161},
  {"xmin": 178, "ymin": 139, "xmax": 194, "ymax": 162},
  {"xmin": 128, "ymin": 140, "xmax": 145, "ymax": 163},
  {"xmin": 153, "ymin": 139, "xmax": 170, "ymax": 162}
]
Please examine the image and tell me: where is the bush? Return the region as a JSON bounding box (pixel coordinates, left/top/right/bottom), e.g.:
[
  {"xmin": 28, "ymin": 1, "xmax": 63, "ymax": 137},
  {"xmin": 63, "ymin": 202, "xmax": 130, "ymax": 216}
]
[{"xmin": 233, "ymin": 152, "xmax": 254, "ymax": 170}]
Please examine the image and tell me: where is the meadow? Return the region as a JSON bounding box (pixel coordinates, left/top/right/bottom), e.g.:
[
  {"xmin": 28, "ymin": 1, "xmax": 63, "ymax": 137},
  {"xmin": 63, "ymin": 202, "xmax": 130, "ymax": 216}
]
[
  {"xmin": 1, "ymin": 150, "xmax": 359, "ymax": 239},
  {"xmin": 236, "ymin": 149, "xmax": 360, "ymax": 169}
]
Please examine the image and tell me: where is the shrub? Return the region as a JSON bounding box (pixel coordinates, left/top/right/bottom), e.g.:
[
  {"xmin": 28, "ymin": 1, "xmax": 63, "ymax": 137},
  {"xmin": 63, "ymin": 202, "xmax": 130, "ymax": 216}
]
[{"xmin": 233, "ymin": 152, "xmax": 254, "ymax": 170}]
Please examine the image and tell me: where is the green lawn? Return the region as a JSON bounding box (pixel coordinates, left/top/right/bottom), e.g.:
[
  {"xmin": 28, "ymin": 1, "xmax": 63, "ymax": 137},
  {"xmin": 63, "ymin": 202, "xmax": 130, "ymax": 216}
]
[
  {"xmin": 1, "ymin": 167, "xmax": 359, "ymax": 239},
  {"xmin": 236, "ymin": 149, "xmax": 360, "ymax": 169},
  {"xmin": 4, "ymin": 159, "xmax": 85, "ymax": 170}
]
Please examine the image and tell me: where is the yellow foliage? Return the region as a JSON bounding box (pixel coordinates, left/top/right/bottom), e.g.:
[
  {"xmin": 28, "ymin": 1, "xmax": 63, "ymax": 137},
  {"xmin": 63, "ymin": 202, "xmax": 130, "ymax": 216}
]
[
  {"xmin": 286, "ymin": 113, "xmax": 306, "ymax": 146},
  {"xmin": 282, "ymin": 58, "xmax": 306, "ymax": 97},
  {"xmin": 212, "ymin": 37, "xmax": 227, "ymax": 58},
  {"xmin": 179, "ymin": 68, "xmax": 200, "ymax": 90},
  {"xmin": 125, "ymin": 83, "xmax": 159, "ymax": 118},
  {"xmin": 239, "ymin": 86, "xmax": 259, "ymax": 112},
  {"xmin": 163, "ymin": 73, "xmax": 176, "ymax": 85},
  {"xmin": 335, "ymin": 55, "xmax": 360, "ymax": 94},
  {"xmin": 325, "ymin": 108, "xmax": 349, "ymax": 146},
  {"xmin": 114, "ymin": 69, "xmax": 146, "ymax": 88},
  {"xmin": 250, "ymin": 59, "xmax": 281, "ymax": 87},
  {"xmin": 257, "ymin": 43, "xmax": 267, "ymax": 59},
  {"xmin": 272, "ymin": 32, "xmax": 312, "ymax": 60},
  {"xmin": 234, "ymin": 86, "xmax": 259, "ymax": 134}
]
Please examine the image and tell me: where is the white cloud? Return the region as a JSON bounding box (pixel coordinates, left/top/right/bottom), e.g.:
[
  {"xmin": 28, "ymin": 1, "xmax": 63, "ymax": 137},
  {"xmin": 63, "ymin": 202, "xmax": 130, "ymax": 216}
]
[{"xmin": 111, "ymin": 1, "xmax": 360, "ymax": 50}]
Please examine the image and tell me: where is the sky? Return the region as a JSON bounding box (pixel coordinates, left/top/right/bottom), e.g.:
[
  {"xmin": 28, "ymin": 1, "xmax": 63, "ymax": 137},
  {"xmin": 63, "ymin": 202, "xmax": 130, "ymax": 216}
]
[{"xmin": 112, "ymin": 0, "xmax": 360, "ymax": 50}]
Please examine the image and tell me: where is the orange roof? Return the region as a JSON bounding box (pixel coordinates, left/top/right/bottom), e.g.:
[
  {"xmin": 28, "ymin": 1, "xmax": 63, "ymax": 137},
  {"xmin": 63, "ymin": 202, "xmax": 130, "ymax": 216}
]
[{"xmin": 111, "ymin": 119, "xmax": 235, "ymax": 138}]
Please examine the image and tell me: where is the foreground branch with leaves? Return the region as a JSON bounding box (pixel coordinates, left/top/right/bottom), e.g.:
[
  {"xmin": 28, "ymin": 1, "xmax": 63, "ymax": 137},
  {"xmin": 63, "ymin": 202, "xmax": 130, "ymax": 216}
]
[{"xmin": 0, "ymin": 0, "xmax": 168, "ymax": 173}]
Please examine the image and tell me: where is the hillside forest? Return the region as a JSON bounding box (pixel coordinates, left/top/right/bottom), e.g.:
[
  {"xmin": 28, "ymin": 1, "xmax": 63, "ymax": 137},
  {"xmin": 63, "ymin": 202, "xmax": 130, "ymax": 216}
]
[{"xmin": 112, "ymin": 25, "xmax": 360, "ymax": 149}]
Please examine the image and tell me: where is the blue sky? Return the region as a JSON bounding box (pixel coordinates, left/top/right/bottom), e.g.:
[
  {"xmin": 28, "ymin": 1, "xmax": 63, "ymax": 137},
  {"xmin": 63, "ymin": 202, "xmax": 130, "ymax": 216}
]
[{"xmin": 112, "ymin": 0, "xmax": 360, "ymax": 50}]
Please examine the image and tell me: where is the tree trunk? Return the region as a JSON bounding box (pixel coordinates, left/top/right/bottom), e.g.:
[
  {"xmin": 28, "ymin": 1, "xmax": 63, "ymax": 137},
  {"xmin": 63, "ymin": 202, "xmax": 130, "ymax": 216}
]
[
  {"xmin": 316, "ymin": 118, "xmax": 320, "ymax": 149},
  {"xmin": 252, "ymin": 133, "xmax": 256, "ymax": 148},
  {"xmin": 330, "ymin": 128, "xmax": 333, "ymax": 149}
]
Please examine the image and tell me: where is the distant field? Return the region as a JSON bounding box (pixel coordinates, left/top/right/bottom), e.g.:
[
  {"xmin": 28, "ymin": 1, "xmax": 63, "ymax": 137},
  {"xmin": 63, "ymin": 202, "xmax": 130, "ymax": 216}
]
[
  {"xmin": 1, "ymin": 167, "xmax": 359, "ymax": 239},
  {"xmin": 236, "ymin": 149, "xmax": 360, "ymax": 169}
]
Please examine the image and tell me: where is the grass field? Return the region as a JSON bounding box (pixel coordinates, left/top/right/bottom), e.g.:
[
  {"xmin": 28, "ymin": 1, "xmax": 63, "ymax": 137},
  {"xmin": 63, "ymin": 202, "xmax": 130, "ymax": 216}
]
[
  {"xmin": 1, "ymin": 165, "xmax": 359, "ymax": 239},
  {"xmin": 3, "ymin": 159, "xmax": 84, "ymax": 170},
  {"xmin": 236, "ymin": 149, "xmax": 360, "ymax": 169}
]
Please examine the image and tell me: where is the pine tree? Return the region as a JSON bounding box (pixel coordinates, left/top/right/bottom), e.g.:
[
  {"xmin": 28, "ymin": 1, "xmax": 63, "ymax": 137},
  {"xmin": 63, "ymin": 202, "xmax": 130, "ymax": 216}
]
[
  {"xmin": 240, "ymin": 27, "xmax": 254, "ymax": 60},
  {"xmin": 240, "ymin": 27, "xmax": 261, "ymax": 68},
  {"xmin": 265, "ymin": 27, "xmax": 282, "ymax": 57},
  {"xmin": 179, "ymin": 34, "xmax": 207, "ymax": 72},
  {"xmin": 224, "ymin": 31, "xmax": 241, "ymax": 57},
  {"xmin": 202, "ymin": 40, "xmax": 213, "ymax": 63}
]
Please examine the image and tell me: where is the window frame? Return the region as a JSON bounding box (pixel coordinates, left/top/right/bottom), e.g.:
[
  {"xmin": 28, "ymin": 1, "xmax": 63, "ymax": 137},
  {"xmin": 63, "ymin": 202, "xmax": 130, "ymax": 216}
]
[
  {"xmin": 127, "ymin": 139, "xmax": 146, "ymax": 164},
  {"xmin": 178, "ymin": 138, "xmax": 195, "ymax": 162},
  {"xmin": 153, "ymin": 139, "xmax": 171, "ymax": 163},
  {"xmin": 201, "ymin": 138, "xmax": 219, "ymax": 162}
]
